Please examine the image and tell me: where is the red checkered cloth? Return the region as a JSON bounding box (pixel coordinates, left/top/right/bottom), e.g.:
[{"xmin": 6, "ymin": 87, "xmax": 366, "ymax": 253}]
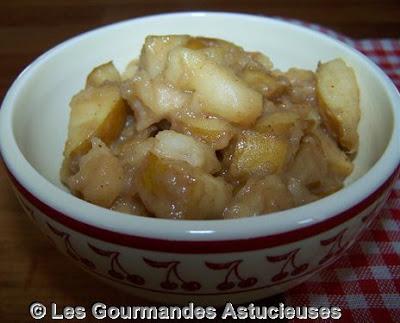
[{"xmin": 281, "ymin": 20, "xmax": 400, "ymax": 323}]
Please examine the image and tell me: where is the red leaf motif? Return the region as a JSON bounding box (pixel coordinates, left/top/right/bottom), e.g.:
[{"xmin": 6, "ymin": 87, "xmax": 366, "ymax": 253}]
[
  {"xmin": 320, "ymin": 229, "xmax": 346, "ymax": 246},
  {"xmin": 143, "ymin": 258, "xmax": 172, "ymax": 268},
  {"xmin": 271, "ymin": 271, "xmax": 288, "ymax": 282},
  {"xmin": 320, "ymin": 235, "xmax": 338, "ymax": 246},
  {"xmin": 205, "ymin": 261, "xmax": 237, "ymax": 270},
  {"xmin": 266, "ymin": 252, "xmax": 292, "ymax": 262},
  {"xmin": 88, "ymin": 243, "xmax": 115, "ymax": 257}
]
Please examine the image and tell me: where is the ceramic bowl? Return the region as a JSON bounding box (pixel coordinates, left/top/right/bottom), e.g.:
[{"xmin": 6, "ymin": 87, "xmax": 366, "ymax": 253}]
[{"xmin": 0, "ymin": 12, "xmax": 399, "ymax": 305}]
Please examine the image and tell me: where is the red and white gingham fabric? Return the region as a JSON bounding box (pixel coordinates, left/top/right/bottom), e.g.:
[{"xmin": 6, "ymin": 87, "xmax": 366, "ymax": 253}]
[{"xmin": 280, "ymin": 20, "xmax": 400, "ymax": 323}]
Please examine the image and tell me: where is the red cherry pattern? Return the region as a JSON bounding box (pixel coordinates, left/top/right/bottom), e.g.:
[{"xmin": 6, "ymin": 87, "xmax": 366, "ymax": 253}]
[
  {"xmin": 319, "ymin": 229, "xmax": 348, "ymax": 265},
  {"xmin": 87, "ymin": 243, "xmax": 145, "ymax": 285},
  {"xmin": 160, "ymin": 281, "xmax": 178, "ymax": 290},
  {"xmin": 144, "ymin": 258, "xmax": 202, "ymax": 291},
  {"xmin": 238, "ymin": 277, "xmax": 257, "ymax": 288},
  {"xmin": 271, "ymin": 271, "xmax": 289, "ymax": 282},
  {"xmin": 291, "ymin": 263, "xmax": 308, "ymax": 276},
  {"xmin": 267, "ymin": 248, "xmax": 312, "ymax": 282},
  {"xmin": 108, "ymin": 269, "xmax": 124, "ymax": 280},
  {"xmin": 46, "ymin": 221, "xmax": 357, "ymax": 293},
  {"xmin": 181, "ymin": 281, "xmax": 201, "ymax": 291},
  {"xmin": 127, "ymin": 274, "xmax": 145, "ymax": 285},
  {"xmin": 217, "ymin": 281, "xmax": 235, "ymax": 290},
  {"xmin": 207, "ymin": 260, "xmax": 258, "ymax": 290},
  {"xmin": 47, "ymin": 222, "xmax": 97, "ymax": 271}
]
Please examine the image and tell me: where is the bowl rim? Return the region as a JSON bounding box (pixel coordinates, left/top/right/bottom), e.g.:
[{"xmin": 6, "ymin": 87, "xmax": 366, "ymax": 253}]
[{"xmin": 1, "ymin": 11, "xmax": 399, "ymax": 245}]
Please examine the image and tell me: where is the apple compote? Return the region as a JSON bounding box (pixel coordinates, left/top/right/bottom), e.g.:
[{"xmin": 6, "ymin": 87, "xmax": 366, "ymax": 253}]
[{"xmin": 61, "ymin": 35, "xmax": 360, "ymax": 219}]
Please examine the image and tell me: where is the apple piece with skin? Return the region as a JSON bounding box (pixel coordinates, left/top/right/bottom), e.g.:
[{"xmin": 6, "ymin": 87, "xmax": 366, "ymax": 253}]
[
  {"xmin": 86, "ymin": 61, "xmax": 121, "ymax": 88},
  {"xmin": 228, "ymin": 130, "xmax": 288, "ymax": 180},
  {"xmin": 62, "ymin": 84, "xmax": 128, "ymax": 179},
  {"xmin": 312, "ymin": 127, "xmax": 353, "ymax": 177},
  {"xmin": 240, "ymin": 68, "xmax": 288, "ymax": 99},
  {"xmin": 135, "ymin": 153, "xmax": 231, "ymax": 219},
  {"xmin": 223, "ymin": 175, "xmax": 294, "ymax": 218},
  {"xmin": 171, "ymin": 113, "xmax": 236, "ymax": 150},
  {"xmin": 164, "ymin": 47, "xmax": 262, "ymax": 127},
  {"xmin": 316, "ymin": 58, "xmax": 360, "ymax": 153}
]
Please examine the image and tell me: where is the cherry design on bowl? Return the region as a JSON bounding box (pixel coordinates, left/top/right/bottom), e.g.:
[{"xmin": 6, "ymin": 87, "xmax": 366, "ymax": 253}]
[
  {"xmin": 205, "ymin": 260, "xmax": 257, "ymax": 290},
  {"xmin": 318, "ymin": 228, "xmax": 348, "ymax": 265},
  {"xmin": 143, "ymin": 258, "xmax": 201, "ymax": 291},
  {"xmin": 47, "ymin": 222, "xmax": 95, "ymax": 270},
  {"xmin": 88, "ymin": 243, "xmax": 145, "ymax": 285},
  {"xmin": 266, "ymin": 248, "xmax": 308, "ymax": 282}
]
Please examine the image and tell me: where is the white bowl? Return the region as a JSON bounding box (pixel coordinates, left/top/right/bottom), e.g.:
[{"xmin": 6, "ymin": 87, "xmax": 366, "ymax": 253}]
[{"xmin": 0, "ymin": 12, "xmax": 399, "ymax": 305}]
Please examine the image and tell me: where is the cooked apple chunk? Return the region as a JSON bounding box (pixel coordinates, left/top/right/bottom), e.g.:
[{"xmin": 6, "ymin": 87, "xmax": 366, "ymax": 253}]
[
  {"xmin": 63, "ymin": 84, "xmax": 127, "ymax": 160},
  {"xmin": 316, "ymin": 58, "xmax": 360, "ymax": 153},
  {"xmin": 121, "ymin": 59, "xmax": 139, "ymax": 81},
  {"xmin": 118, "ymin": 137, "xmax": 156, "ymax": 171},
  {"xmin": 171, "ymin": 114, "xmax": 236, "ymax": 150},
  {"xmin": 165, "ymin": 47, "xmax": 262, "ymax": 126},
  {"xmin": 111, "ymin": 195, "xmax": 150, "ymax": 216},
  {"xmin": 255, "ymin": 111, "xmax": 301, "ymax": 135},
  {"xmin": 228, "ymin": 130, "xmax": 288, "ymax": 179},
  {"xmin": 153, "ymin": 130, "xmax": 220, "ymax": 174},
  {"xmin": 185, "ymin": 36, "xmax": 255, "ymax": 73},
  {"xmin": 67, "ymin": 138, "xmax": 124, "ymax": 208},
  {"xmin": 120, "ymin": 82, "xmax": 163, "ymax": 131},
  {"xmin": 240, "ymin": 68, "xmax": 288, "ymax": 99},
  {"xmin": 312, "ymin": 127, "xmax": 353, "ymax": 177},
  {"xmin": 223, "ymin": 175, "xmax": 294, "ymax": 218},
  {"xmin": 136, "ymin": 153, "xmax": 231, "ymax": 219},
  {"xmin": 130, "ymin": 70, "xmax": 192, "ymax": 119},
  {"xmin": 286, "ymin": 136, "xmax": 328, "ymax": 188},
  {"xmin": 140, "ymin": 35, "xmax": 190, "ymax": 78},
  {"xmin": 254, "ymin": 111, "xmax": 304, "ymax": 165},
  {"xmin": 286, "ymin": 135, "xmax": 345, "ymax": 196},
  {"xmin": 86, "ymin": 62, "xmax": 121, "ymax": 88}
]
